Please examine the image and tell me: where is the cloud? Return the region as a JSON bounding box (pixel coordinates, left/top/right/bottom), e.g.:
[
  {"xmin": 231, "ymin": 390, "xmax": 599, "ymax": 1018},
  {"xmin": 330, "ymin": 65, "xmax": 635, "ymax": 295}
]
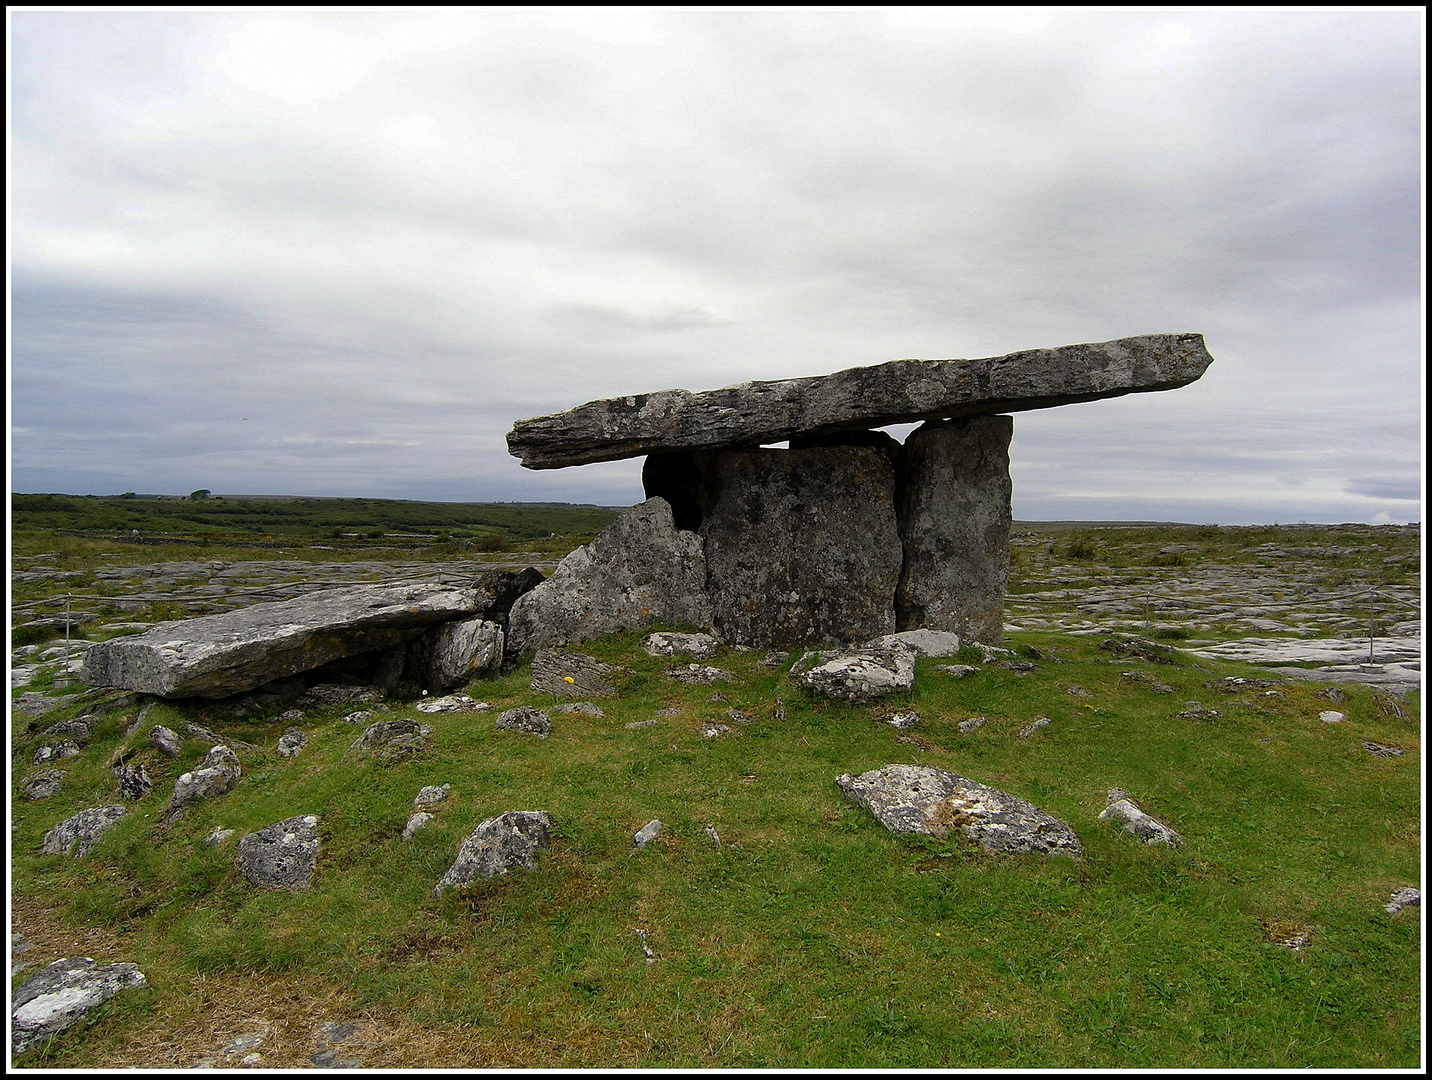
[{"xmin": 9, "ymin": 10, "xmax": 1423, "ymax": 524}]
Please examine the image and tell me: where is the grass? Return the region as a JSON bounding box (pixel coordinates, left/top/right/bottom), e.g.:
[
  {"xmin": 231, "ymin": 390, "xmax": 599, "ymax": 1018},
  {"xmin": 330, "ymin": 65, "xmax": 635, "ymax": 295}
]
[{"xmin": 10, "ymin": 623, "xmax": 1422, "ymax": 1068}]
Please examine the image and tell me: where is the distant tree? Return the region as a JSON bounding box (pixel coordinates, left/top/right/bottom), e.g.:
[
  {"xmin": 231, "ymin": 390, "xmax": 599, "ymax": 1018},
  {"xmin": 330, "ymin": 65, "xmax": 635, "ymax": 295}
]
[
  {"xmin": 189, "ymin": 489, "xmax": 211, "ymax": 501},
  {"xmin": 118, "ymin": 491, "xmax": 137, "ymax": 499}
]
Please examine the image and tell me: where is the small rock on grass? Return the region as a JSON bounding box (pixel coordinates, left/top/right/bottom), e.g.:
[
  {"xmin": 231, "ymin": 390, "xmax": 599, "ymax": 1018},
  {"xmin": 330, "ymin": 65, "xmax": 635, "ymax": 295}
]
[
  {"xmin": 633, "ymin": 820, "xmax": 662, "ymax": 850},
  {"xmin": 1318, "ymin": 710, "xmax": 1345, "ymax": 724},
  {"xmin": 1364, "ymin": 741, "xmax": 1404, "ymax": 758},
  {"xmin": 1098, "ymin": 789, "xmax": 1183, "ymax": 847},
  {"xmin": 958, "ymin": 717, "xmax": 988, "ymax": 734},
  {"xmin": 1017, "ymin": 717, "xmax": 1051, "ymax": 737},
  {"xmin": 41, "ymin": 805, "xmax": 128, "ymax": 858},
  {"xmin": 10, "ymin": 957, "xmax": 148, "ymax": 1056},
  {"xmin": 415, "ymin": 694, "xmax": 491, "ymax": 714},
  {"xmin": 495, "ymin": 707, "xmax": 551, "ymax": 737},
  {"xmin": 553, "ymin": 701, "xmax": 605, "ymax": 717},
  {"xmin": 434, "ymin": 810, "xmax": 552, "ymax": 895},
  {"xmin": 1385, "ymin": 887, "xmax": 1420, "ymax": 915}
]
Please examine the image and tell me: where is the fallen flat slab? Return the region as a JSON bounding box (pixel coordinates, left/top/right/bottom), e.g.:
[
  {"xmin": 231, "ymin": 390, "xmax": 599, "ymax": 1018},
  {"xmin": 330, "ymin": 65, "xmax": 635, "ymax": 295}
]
[
  {"xmin": 79, "ymin": 582, "xmax": 482, "ymax": 698},
  {"xmin": 507, "ymin": 333, "xmax": 1214, "ymax": 469}
]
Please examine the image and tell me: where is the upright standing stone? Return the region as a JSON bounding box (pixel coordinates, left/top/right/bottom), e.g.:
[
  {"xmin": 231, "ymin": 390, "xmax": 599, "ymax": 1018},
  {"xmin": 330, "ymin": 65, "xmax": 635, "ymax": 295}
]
[
  {"xmin": 894, "ymin": 415, "xmax": 1013, "ymax": 644},
  {"xmin": 646, "ymin": 444, "xmax": 901, "ymax": 648},
  {"xmin": 505, "ymin": 499, "xmax": 711, "ymax": 655}
]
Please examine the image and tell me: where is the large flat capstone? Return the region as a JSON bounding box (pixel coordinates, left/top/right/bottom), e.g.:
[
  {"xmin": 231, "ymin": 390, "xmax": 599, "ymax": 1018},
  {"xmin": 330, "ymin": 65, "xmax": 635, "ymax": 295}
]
[
  {"xmin": 79, "ymin": 582, "xmax": 483, "ymax": 698},
  {"xmin": 507, "ymin": 334, "xmax": 1214, "ymax": 469}
]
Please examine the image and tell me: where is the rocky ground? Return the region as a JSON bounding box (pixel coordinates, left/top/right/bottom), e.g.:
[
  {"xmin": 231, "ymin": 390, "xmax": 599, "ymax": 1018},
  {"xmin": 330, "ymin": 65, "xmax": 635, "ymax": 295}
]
[{"xmin": 10, "ymin": 525, "xmax": 1423, "ymax": 705}]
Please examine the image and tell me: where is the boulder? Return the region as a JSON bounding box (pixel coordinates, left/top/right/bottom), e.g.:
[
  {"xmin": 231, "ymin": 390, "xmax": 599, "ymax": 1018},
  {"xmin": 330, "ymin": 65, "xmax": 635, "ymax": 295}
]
[
  {"xmin": 867, "ymin": 628, "xmax": 963, "ymax": 657},
  {"xmin": 43, "ymin": 717, "xmax": 93, "ymax": 744},
  {"xmin": 170, "ymin": 745, "xmax": 242, "ymax": 816},
  {"xmin": 505, "ymin": 499, "xmax": 710, "ymax": 655},
  {"xmin": 237, "ymin": 814, "xmax": 320, "ymax": 889},
  {"xmin": 796, "ymin": 645, "xmax": 916, "ymax": 702},
  {"xmin": 641, "ymin": 631, "xmax": 720, "ymax": 660},
  {"xmin": 835, "ymin": 764, "xmax": 1083, "ymax": 856},
  {"xmin": 507, "ymin": 333, "xmax": 1216, "ymax": 469},
  {"xmin": 32, "ymin": 740, "xmax": 81, "ymax": 765},
  {"xmin": 115, "ymin": 761, "xmax": 152, "ymax": 801},
  {"xmin": 11, "ymin": 957, "xmax": 147, "ymax": 1056},
  {"xmin": 41, "ymin": 805, "xmax": 128, "ymax": 858},
  {"xmin": 894, "ymin": 415, "xmax": 1013, "ymax": 644},
  {"xmin": 347, "ymin": 719, "xmax": 428, "ymax": 762},
  {"xmin": 20, "ymin": 769, "xmax": 64, "ymax": 801},
  {"xmin": 408, "ymin": 618, "xmax": 504, "ymax": 693},
  {"xmin": 149, "ymin": 725, "xmax": 183, "ymax": 758},
  {"xmin": 646, "ymin": 445, "xmax": 901, "ymax": 648},
  {"xmin": 433, "ymin": 811, "xmax": 553, "ymax": 896},
  {"xmin": 1098, "ymin": 789, "xmax": 1183, "ymax": 847},
  {"xmin": 494, "ymin": 706, "xmax": 551, "ymax": 738},
  {"xmin": 276, "ymin": 728, "xmax": 308, "ymax": 757},
  {"xmin": 79, "ymin": 582, "xmax": 486, "ymax": 698},
  {"xmin": 529, "ymin": 648, "xmax": 626, "ymax": 698}
]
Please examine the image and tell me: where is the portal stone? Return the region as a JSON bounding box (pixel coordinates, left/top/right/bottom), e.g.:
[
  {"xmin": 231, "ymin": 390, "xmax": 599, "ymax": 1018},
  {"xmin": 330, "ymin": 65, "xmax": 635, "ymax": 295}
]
[
  {"xmin": 646, "ymin": 445, "xmax": 901, "ymax": 648},
  {"xmin": 894, "ymin": 415, "xmax": 1013, "ymax": 644}
]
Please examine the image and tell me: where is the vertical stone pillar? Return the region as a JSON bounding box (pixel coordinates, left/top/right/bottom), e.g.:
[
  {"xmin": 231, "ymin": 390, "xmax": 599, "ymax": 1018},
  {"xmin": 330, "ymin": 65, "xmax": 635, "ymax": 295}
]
[
  {"xmin": 645, "ymin": 444, "xmax": 902, "ymax": 648},
  {"xmin": 894, "ymin": 415, "xmax": 1013, "ymax": 644}
]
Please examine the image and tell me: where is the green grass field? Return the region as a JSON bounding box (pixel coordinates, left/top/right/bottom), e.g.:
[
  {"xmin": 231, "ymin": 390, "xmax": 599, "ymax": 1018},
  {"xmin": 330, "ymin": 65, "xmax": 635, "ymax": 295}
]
[{"xmin": 11, "ymin": 622, "xmax": 1422, "ymax": 1068}]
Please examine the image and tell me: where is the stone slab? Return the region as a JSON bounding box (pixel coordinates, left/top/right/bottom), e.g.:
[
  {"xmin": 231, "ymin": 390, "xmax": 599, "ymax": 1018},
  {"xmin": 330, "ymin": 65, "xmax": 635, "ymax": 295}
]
[
  {"xmin": 78, "ymin": 582, "xmax": 483, "ymax": 698},
  {"xmin": 507, "ymin": 334, "xmax": 1214, "ymax": 469}
]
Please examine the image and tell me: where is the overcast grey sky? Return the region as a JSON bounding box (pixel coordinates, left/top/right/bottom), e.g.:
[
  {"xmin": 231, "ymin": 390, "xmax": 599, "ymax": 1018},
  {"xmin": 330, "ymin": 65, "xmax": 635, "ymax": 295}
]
[{"xmin": 9, "ymin": 8, "xmax": 1423, "ymax": 523}]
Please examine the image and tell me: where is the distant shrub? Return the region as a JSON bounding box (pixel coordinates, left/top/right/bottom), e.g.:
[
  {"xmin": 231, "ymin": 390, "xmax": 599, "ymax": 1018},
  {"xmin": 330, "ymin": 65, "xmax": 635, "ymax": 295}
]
[
  {"xmin": 1065, "ymin": 539, "xmax": 1098, "ymax": 560},
  {"xmin": 476, "ymin": 535, "xmax": 513, "ymax": 552}
]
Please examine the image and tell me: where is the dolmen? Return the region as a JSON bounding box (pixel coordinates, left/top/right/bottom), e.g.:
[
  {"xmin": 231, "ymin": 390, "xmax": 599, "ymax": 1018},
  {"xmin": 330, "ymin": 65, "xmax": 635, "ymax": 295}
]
[
  {"xmin": 508, "ymin": 334, "xmax": 1215, "ymax": 649},
  {"xmin": 78, "ymin": 334, "xmax": 1213, "ymax": 699}
]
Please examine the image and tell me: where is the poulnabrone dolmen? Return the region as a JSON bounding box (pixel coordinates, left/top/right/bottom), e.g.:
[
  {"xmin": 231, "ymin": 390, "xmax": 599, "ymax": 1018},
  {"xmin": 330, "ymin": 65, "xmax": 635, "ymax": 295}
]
[
  {"xmin": 505, "ymin": 332, "xmax": 1215, "ymax": 650},
  {"xmin": 79, "ymin": 333, "xmax": 1213, "ymax": 699}
]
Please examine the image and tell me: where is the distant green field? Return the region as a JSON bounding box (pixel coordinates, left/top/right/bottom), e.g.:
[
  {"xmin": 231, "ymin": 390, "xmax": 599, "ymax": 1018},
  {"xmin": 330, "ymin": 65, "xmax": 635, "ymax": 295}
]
[{"xmin": 10, "ymin": 493, "xmax": 626, "ymax": 549}]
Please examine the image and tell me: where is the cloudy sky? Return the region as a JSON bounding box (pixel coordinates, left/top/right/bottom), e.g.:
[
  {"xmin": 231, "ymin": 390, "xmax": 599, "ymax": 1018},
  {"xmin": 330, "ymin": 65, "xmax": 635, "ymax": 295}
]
[{"xmin": 9, "ymin": 8, "xmax": 1423, "ymax": 523}]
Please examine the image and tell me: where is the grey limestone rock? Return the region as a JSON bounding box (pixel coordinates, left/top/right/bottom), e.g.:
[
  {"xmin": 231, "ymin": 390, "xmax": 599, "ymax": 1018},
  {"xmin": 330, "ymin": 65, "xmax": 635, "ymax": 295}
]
[
  {"xmin": 505, "ymin": 499, "xmax": 710, "ymax": 655},
  {"xmin": 402, "ymin": 812, "xmax": 434, "ymax": 841},
  {"xmin": 894, "ymin": 415, "xmax": 1012, "ymax": 644},
  {"xmin": 409, "ymin": 617, "xmax": 504, "ymax": 693},
  {"xmin": 553, "ymin": 701, "xmax": 605, "ymax": 717},
  {"xmin": 43, "ymin": 717, "xmax": 93, "ymax": 744},
  {"xmin": 414, "ymin": 693, "xmax": 491, "ymax": 714},
  {"xmin": 434, "ymin": 810, "xmax": 552, "ymax": 895},
  {"xmin": 647, "ymin": 445, "xmax": 901, "ymax": 648},
  {"xmin": 11, "ymin": 956, "xmax": 148, "ymax": 1055},
  {"xmin": 347, "ymin": 719, "xmax": 426, "ymax": 761},
  {"xmin": 495, "ymin": 706, "xmax": 551, "ymax": 737},
  {"xmin": 1385, "ymin": 887, "xmax": 1420, "ymax": 915},
  {"xmin": 633, "ymin": 820, "xmax": 662, "ymax": 850},
  {"xmin": 170, "ymin": 745, "xmax": 242, "ymax": 815},
  {"xmin": 276, "ymin": 728, "xmax": 308, "ymax": 757},
  {"xmin": 21, "ymin": 769, "xmax": 65, "ymax": 801},
  {"xmin": 836, "ymin": 764, "xmax": 1082, "ymax": 857},
  {"xmin": 41, "ymin": 804, "xmax": 128, "ymax": 858},
  {"xmin": 507, "ymin": 333, "xmax": 1215, "ymax": 469},
  {"xmin": 32, "ymin": 740, "xmax": 81, "ymax": 765},
  {"xmin": 530, "ymin": 648, "xmax": 626, "ymax": 698},
  {"xmin": 867, "ymin": 628, "xmax": 963, "ymax": 657},
  {"xmin": 115, "ymin": 761, "xmax": 152, "ymax": 801},
  {"xmin": 796, "ymin": 645, "xmax": 916, "ymax": 703},
  {"xmin": 1098, "ymin": 790, "xmax": 1183, "ymax": 847},
  {"xmin": 668, "ymin": 663, "xmax": 736, "ymax": 685},
  {"xmin": 79, "ymin": 581, "xmax": 485, "ymax": 698},
  {"xmin": 149, "ymin": 725, "xmax": 184, "ymax": 758},
  {"xmin": 237, "ymin": 814, "xmax": 320, "ymax": 889},
  {"xmin": 958, "ymin": 716, "xmax": 988, "ymax": 734},
  {"xmin": 1018, "ymin": 717, "xmax": 1052, "ymax": 737},
  {"xmin": 414, "ymin": 784, "xmax": 451, "ymax": 807},
  {"xmin": 641, "ymin": 631, "xmax": 720, "ymax": 660}
]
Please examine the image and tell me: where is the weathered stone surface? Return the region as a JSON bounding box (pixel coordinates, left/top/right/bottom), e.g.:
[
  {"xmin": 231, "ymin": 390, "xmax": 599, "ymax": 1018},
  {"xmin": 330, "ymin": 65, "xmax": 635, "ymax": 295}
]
[
  {"xmin": 508, "ymin": 334, "xmax": 1215, "ymax": 469},
  {"xmin": 414, "ymin": 784, "xmax": 451, "ymax": 807},
  {"xmin": 647, "ymin": 445, "xmax": 901, "ymax": 648},
  {"xmin": 237, "ymin": 814, "xmax": 320, "ymax": 889},
  {"xmin": 641, "ymin": 631, "xmax": 720, "ymax": 660},
  {"xmin": 276, "ymin": 728, "xmax": 308, "ymax": 757},
  {"xmin": 170, "ymin": 745, "xmax": 242, "ymax": 814},
  {"xmin": 506, "ymin": 499, "xmax": 710, "ymax": 655},
  {"xmin": 553, "ymin": 701, "xmax": 605, "ymax": 717},
  {"xmin": 433, "ymin": 811, "xmax": 552, "ymax": 895},
  {"xmin": 150, "ymin": 725, "xmax": 183, "ymax": 758},
  {"xmin": 43, "ymin": 717, "xmax": 93, "ymax": 744},
  {"xmin": 11, "ymin": 956, "xmax": 147, "ymax": 1055},
  {"xmin": 1098, "ymin": 789, "xmax": 1183, "ymax": 847},
  {"xmin": 668, "ymin": 663, "xmax": 736, "ymax": 685},
  {"xmin": 21, "ymin": 769, "xmax": 65, "ymax": 801},
  {"xmin": 495, "ymin": 706, "xmax": 551, "ymax": 737},
  {"xmin": 835, "ymin": 764, "xmax": 1082, "ymax": 856},
  {"xmin": 867, "ymin": 628, "xmax": 963, "ymax": 657},
  {"xmin": 79, "ymin": 582, "xmax": 485, "ymax": 698},
  {"xmin": 470, "ymin": 567, "xmax": 546, "ymax": 625},
  {"xmin": 115, "ymin": 761, "xmax": 152, "ymax": 801},
  {"xmin": 530, "ymin": 648, "xmax": 626, "ymax": 698},
  {"xmin": 408, "ymin": 618, "xmax": 504, "ymax": 693},
  {"xmin": 1385, "ymin": 887, "xmax": 1420, "ymax": 915},
  {"xmin": 633, "ymin": 820, "xmax": 662, "ymax": 850},
  {"xmin": 415, "ymin": 693, "xmax": 491, "ymax": 714},
  {"xmin": 402, "ymin": 812, "xmax": 434, "ymax": 841},
  {"xmin": 32, "ymin": 740, "xmax": 81, "ymax": 765},
  {"xmin": 299, "ymin": 684, "xmax": 382, "ymax": 709},
  {"xmin": 41, "ymin": 805, "xmax": 128, "ymax": 858},
  {"xmin": 796, "ymin": 645, "xmax": 916, "ymax": 702},
  {"xmin": 894, "ymin": 415, "xmax": 1012, "ymax": 644},
  {"xmin": 347, "ymin": 719, "xmax": 428, "ymax": 761}
]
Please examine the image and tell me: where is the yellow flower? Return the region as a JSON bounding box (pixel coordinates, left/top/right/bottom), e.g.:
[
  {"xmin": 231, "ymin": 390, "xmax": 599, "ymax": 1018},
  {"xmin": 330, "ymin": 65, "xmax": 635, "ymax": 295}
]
[{"xmin": 564, "ymin": 676, "xmax": 575, "ymax": 684}]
